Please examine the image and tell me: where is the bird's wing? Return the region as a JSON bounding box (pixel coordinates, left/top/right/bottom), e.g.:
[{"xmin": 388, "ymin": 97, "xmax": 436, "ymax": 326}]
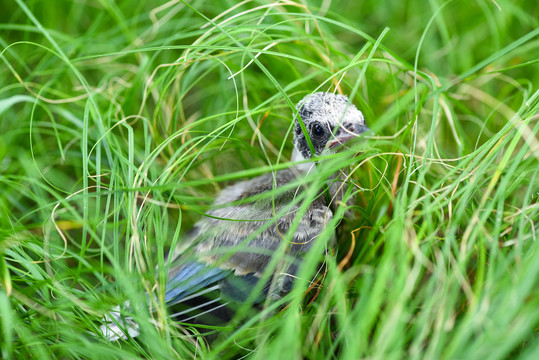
[
  {"xmin": 162, "ymin": 169, "xmax": 333, "ymax": 322},
  {"xmin": 165, "ymin": 261, "xmax": 231, "ymax": 304}
]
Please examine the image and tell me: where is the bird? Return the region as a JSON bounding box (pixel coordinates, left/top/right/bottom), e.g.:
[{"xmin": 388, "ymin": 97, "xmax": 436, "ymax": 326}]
[{"xmin": 99, "ymin": 91, "xmax": 368, "ymax": 341}]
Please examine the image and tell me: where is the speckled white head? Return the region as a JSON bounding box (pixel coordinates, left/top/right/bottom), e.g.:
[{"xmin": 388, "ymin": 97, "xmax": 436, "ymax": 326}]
[{"xmin": 292, "ymin": 92, "xmax": 368, "ymax": 163}]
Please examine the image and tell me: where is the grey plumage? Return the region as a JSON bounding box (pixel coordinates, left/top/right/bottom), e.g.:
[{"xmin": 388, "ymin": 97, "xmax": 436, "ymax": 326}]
[
  {"xmin": 100, "ymin": 91, "xmax": 368, "ymax": 340},
  {"xmin": 191, "ymin": 168, "xmax": 329, "ymax": 277}
]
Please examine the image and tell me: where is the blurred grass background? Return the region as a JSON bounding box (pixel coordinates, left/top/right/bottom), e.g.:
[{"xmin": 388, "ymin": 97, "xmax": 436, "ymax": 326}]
[{"xmin": 1, "ymin": 0, "xmax": 538, "ymax": 359}]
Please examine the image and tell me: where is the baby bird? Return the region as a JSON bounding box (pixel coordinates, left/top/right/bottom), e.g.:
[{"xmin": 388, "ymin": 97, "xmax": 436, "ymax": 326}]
[{"xmin": 100, "ymin": 92, "xmax": 368, "ymax": 340}]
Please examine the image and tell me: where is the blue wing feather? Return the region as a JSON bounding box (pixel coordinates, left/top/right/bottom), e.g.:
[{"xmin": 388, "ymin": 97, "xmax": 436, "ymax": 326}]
[{"xmin": 165, "ymin": 261, "xmax": 231, "ymax": 304}]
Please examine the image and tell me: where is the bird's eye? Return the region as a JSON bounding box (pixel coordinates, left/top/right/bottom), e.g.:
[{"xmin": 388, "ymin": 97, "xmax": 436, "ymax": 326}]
[{"xmin": 312, "ymin": 123, "xmax": 325, "ymax": 137}]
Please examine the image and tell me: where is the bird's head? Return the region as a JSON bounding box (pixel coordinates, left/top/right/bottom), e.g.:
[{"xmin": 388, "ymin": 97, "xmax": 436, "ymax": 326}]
[{"xmin": 292, "ymin": 92, "xmax": 368, "ymax": 163}]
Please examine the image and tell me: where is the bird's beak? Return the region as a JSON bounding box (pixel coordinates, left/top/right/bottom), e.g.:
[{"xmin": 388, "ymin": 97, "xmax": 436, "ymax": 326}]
[{"xmin": 327, "ymin": 124, "xmax": 370, "ymax": 149}]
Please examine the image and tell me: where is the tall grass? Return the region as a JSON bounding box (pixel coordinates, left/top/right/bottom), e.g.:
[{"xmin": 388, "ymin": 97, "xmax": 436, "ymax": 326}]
[{"xmin": 1, "ymin": 0, "xmax": 538, "ymax": 359}]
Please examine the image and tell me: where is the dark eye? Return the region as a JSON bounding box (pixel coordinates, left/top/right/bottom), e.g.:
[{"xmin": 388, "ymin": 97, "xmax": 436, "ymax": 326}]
[{"xmin": 312, "ymin": 123, "xmax": 325, "ymax": 137}]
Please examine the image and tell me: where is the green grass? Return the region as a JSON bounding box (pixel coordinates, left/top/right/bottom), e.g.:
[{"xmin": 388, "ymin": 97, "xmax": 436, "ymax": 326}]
[{"xmin": 1, "ymin": 0, "xmax": 538, "ymax": 358}]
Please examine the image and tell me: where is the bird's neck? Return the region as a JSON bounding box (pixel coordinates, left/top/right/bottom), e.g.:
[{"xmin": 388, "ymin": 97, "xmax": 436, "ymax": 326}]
[
  {"xmin": 291, "ymin": 147, "xmax": 347, "ymax": 207},
  {"xmin": 291, "ymin": 148, "xmax": 316, "ymax": 172}
]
